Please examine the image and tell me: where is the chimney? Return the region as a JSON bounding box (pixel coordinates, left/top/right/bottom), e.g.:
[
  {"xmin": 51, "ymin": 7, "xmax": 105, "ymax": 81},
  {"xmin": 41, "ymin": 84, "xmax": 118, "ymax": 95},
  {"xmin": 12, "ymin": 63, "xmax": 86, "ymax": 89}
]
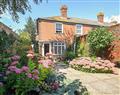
[
  {"xmin": 60, "ymin": 5, "xmax": 68, "ymax": 18},
  {"xmin": 97, "ymin": 12, "xmax": 104, "ymax": 23}
]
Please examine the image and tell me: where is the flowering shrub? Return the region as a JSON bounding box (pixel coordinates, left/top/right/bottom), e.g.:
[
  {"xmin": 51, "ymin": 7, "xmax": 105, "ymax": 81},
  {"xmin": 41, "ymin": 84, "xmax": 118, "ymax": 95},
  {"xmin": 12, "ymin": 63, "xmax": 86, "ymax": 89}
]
[
  {"xmin": 70, "ymin": 57, "xmax": 118, "ymax": 74},
  {"xmin": 0, "ymin": 50, "xmax": 61, "ymax": 95}
]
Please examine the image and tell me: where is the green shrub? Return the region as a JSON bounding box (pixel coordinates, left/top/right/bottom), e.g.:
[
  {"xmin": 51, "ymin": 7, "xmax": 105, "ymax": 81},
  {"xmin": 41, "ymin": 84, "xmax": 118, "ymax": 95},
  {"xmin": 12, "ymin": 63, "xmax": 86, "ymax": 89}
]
[
  {"xmin": 64, "ymin": 51, "xmax": 76, "ymax": 60},
  {"xmin": 87, "ymin": 27, "xmax": 114, "ymax": 57},
  {"xmin": 76, "ymin": 42, "xmax": 89, "ymax": 57}
]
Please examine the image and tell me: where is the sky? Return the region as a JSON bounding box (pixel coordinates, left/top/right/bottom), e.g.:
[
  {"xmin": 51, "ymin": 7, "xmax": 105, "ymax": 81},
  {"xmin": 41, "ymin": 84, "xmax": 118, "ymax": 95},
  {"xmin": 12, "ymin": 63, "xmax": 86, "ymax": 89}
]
[{"xmin": 0, "ymin": 0, "xmax": 120, "ymax": 31}]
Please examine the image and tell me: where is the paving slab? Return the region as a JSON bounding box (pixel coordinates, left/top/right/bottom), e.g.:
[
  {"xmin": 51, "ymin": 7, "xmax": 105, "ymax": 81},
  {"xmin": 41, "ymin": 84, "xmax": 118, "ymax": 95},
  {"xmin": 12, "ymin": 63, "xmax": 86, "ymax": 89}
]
[{"xmin": 56, "ymin": 64, "xmax": 120, "ymax": 95}]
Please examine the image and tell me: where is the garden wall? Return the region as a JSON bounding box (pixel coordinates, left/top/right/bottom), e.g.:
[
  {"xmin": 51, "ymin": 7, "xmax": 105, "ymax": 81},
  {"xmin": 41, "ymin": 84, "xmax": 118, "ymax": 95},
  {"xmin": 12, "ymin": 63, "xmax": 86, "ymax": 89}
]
[{"xmin": 107, "ymin": 24, "xmax": 120, "ymax": 62}]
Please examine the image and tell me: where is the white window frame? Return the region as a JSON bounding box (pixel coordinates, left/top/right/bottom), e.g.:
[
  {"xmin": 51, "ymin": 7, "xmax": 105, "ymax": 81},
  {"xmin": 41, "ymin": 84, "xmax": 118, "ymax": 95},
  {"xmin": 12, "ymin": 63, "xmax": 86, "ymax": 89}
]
[
  {"xmin": 76, "ymin": 24, "xmax": 83, "ymax": 35},
  {"xmin": 55, "ymin": 22, "xmax": 63, "ymax": 33},
  {"xmin": 53, "ymin": 42, "xmax": 65, "ymax": 55}
]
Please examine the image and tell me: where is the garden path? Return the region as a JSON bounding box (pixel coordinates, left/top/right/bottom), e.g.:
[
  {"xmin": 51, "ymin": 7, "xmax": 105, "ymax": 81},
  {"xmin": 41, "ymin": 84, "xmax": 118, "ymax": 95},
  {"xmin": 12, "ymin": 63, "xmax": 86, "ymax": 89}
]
[{"xmin": 55, "ymin": 64, "xmax": 120, "ymax": 95}]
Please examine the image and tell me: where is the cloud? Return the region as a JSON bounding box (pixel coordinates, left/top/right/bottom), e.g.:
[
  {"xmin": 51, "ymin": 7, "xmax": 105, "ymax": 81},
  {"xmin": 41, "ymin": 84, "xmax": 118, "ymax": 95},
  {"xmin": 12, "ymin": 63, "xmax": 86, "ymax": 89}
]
[{"xmin": 105, "ymin": 15, "xmax": 120, "ymax": 23}]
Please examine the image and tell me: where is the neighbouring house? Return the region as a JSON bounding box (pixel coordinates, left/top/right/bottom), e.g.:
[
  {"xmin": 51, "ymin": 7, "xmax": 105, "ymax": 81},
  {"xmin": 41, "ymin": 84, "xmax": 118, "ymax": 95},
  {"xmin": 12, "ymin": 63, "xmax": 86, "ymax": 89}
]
[
  {"xmin": 0, "ymin": 22, "xmax": 18, "ymax": 53},
  {"xmin": 36, "ymin": 5, "xmax": 111, "ymax": 56},
  {"xmin": 0, "ymin": 22, "xmax": 17, "ymax": 37}
]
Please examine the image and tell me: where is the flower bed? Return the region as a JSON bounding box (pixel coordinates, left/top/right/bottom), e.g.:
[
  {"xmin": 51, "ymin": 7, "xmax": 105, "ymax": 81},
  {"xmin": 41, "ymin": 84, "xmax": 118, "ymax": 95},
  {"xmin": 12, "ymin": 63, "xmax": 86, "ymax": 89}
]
[
  {"xmin": 70, "ymin": 57, "xmax": 118, "ymax": 74},
  {"xmin": 0, "ymin": 51, "xmax": 89, "ymax": 95}
]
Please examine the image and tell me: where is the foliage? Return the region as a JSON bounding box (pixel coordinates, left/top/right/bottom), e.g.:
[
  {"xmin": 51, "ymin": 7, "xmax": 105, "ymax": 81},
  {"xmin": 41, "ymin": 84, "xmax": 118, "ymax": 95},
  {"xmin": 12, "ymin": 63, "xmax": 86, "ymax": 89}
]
[
  {"xmin": 76, "ymin": 42, "xmax": 89, "ymax": 57},
  {"xmin": 87, "ymin": 27, "xmax": 114, "ymax": 57},
  {"xmin": 71, "ymin": 64, "xmax": 113, "ymax": 73},
  {"xmin": 64, "ymin": 51, "xmax": 76, "ymax": 61},
  {"xmin": 24, "ymin": 17, "xmax": 39, "ymax": 53},
  {"xmin": 0, "ymin": 0, "xmax": 45, "ymax": 22},
  {"xmin": 0, "ymin": 30, "xmax": 16, "ymax": 54},
  {"xmin": 16, "ymin": 30, "xmax": 31, "ymax": 56}
]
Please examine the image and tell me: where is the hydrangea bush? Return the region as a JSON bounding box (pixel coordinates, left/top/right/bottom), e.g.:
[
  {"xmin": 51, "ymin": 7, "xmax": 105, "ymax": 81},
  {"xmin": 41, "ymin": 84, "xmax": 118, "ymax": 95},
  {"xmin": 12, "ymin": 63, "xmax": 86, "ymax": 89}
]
[
  {"xmin": 0, "ymin": 50, "xmax": 60, "ymax": 95},
  {"xmin": 70, "ymin": 57, "xmax": 118, "ymax": 74}
]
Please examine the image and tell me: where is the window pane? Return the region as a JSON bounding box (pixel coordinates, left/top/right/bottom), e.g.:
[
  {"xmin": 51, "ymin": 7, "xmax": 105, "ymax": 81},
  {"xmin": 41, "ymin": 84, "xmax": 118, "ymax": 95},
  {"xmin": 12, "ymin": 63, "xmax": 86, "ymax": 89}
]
[
  {"xmin": 76, "ymin": 30, "xmax": 81, "ymax": 33},
  {"xmin": 54, "ymin": 43, "xmax": 57, "ymax": 45},
  {"xmin": 54, "ymin": 46, "xmax": 57, "ymax": 54},
  {"xmin": 62, "ymin": 46, "xmax": 65, "ymax": 54},
  {"xmin": 58, "ymin": 42, "xmax": 61, "ymax": 45},
  {"xmin": 77, "ymin": 25, "xmax": 81, "ymax": 29},
  {"xmin": 58, "ymin": 46, "xmax": 61, "ymax": 55},
  {"xmin": 56, "ymin": 23, "xmax": 62, "ymax": 33},
  {"xmin": 76, "ymin": 24, "xmax": 82, "ymax": 33}
]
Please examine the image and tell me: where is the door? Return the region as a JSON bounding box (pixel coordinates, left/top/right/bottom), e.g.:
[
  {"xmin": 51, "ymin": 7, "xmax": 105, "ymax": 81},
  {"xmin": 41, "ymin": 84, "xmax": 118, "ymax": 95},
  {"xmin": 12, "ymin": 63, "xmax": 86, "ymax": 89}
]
[{"xmin": 44, "ymin": 44, "xmax": 49, "ymax": 56}]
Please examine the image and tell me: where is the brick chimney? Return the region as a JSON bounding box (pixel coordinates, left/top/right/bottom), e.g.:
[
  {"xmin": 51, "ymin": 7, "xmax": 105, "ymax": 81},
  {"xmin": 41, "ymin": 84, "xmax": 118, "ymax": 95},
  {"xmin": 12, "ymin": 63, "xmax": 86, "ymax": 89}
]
[
  {"xmin": 60, "ymin": 5, "xmax": 68, "ymax": 18},
  {"xmin": 97, "ymin": 12, "xmax": 104, "ymax": 23}
]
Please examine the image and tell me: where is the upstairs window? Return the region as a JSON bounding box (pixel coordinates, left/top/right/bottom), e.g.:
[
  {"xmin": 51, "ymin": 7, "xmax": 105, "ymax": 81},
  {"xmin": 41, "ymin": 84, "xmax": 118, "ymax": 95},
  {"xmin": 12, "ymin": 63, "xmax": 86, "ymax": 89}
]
[
  {"xmin": 76, "ymin": 24, "xmax": 82, "ymax": 34},
  {"xmin": 55, "ymin": 23, "xmax": 63, "ymax": 33}
]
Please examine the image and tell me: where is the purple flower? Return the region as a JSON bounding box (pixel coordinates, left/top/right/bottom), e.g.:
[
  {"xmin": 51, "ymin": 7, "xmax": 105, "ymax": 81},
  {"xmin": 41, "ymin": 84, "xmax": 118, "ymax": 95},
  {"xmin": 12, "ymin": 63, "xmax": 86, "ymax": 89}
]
[
  {"xmin": 33, "ymin": 75, "xmax": 39, "ymax": 80},
  {"xmin": 21, "ymin": 66, "xmax": 29, "ymax": 72},
  {"xmin": 8, "ymin": 66, "xmax": 17, "ymax": 71},
  {"xmin": 51, "ymin": 82, "xmax": 59, "ymax": 90},
  {"xmin": 11, "ymin": 55, "xmax": 20, "ymax": 61},
  {"xmin": 32, "ymin": 69, "xmax": 39, "ymax": 75},
  {"xmin": 11, "ymin": 61, "xmax": 18, "ymax": 66},
  {"xmin": 14, "ymin": 68, "xmax": 22, "ymax": 74}
]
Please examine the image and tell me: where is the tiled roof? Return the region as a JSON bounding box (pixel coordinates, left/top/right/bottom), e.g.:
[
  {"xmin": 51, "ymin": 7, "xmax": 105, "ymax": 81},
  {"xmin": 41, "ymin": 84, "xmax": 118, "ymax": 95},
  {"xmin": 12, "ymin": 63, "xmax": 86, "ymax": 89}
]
[
  {"xmin": 0, "ymin": 22, "xmax": 18, "ymax": 38},
  {"xmin": 38, "ymin": 16, "xmax": 111, "ymax": 26}
]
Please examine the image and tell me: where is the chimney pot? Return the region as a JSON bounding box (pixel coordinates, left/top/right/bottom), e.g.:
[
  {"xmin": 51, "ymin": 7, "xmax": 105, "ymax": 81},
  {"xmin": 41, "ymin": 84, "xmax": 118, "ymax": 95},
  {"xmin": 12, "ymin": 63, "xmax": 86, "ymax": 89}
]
[
  {"xmin": 97, "ymin": 12, "xmax": 104, "ymax": 23},
  {"xmin": 60, "ymin": 5, "xmax": 68, "ymax": 18}
]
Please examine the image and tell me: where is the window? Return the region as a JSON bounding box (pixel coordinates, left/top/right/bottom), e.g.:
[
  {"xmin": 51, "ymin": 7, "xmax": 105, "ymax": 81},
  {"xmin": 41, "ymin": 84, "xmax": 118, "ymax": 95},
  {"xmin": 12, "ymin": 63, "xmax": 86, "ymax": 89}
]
[
  {"xmin": 76, "ymin": 24, "xmax": 82, "ymax": 34},
  {"xmin": 55, "ymin": 23, "xmax": 63, "ymax": 33},
  {"xmin": 53, "ymin": 42, "xmax": 65, "ymax": 55}
]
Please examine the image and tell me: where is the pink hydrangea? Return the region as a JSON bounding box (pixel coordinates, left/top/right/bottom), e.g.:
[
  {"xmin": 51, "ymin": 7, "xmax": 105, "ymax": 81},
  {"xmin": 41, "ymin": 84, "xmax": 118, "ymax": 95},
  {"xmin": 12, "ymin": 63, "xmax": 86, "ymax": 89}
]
[
  {"xmin": 27, "ymin": 73, "xmax": 32, "ymax": 78},
  {"xmin": 27, "ymin": 53, "xmax": 34, "ymax": 59},
  {"xmin": 38, "ymin": 59, "xmax": 53, "ymax": 68},
  {"xmin": 11, "ymin": 61, "xmax": 18, "ymax": 66},
  {"xmin": 21, "ymin": 66, "xmax": 29, "ymax": 72},
  {"xmin": 46, "ymin": 52, "xmax": 53, "ymax": 56}
]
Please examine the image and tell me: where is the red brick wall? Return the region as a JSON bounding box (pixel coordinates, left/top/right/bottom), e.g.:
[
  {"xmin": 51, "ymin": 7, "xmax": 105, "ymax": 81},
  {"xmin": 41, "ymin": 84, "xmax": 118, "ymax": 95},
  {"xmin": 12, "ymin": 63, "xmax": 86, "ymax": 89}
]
[
  {"xmin": 37, "ymin": 20, "xmax": 94, "ymax": 41},
  {"xmin": 108, "ymin": 24, "xmax": 120, "ymax": 62}
]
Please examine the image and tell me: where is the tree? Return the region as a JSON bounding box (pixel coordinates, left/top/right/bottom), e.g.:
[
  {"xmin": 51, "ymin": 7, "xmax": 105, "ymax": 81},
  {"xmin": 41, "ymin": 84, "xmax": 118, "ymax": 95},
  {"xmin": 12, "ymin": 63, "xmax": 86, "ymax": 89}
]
[
  {"xmin": 16, "ymin": 30, "xmax": 31, "ymax": 56},
  {"xmin": 87, "ymin": 27, "xmax": 114, "ymax": 57},
  {"xmin": 24, "ymin": 17, "xmax": 38, "ymax": 52},
  {"xmin": 0, "ymin": 0, "xmax": 47, "ymax": 22},
  {"xmin": 0, "ymin": 30, "xmax": 16, "ymax": 54}
]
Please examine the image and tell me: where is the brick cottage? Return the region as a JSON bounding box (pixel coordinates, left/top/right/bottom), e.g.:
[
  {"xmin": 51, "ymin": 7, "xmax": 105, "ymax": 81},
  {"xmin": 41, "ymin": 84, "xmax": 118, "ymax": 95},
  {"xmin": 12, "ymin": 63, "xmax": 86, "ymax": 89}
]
[{"xmin": 36, "ymin": 5, "xmax": 118, "ymax": 58}]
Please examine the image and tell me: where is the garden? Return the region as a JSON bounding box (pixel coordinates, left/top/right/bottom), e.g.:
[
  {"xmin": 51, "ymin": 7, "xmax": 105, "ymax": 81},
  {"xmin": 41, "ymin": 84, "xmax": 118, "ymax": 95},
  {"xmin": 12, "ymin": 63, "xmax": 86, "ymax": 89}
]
[
  {"xmin": 0, "ymin": 29, "xmax": 89, "ymax": 95},
  {"xmin": 62, "ymin": 27, "xmax": 119, "ymax": 74}
]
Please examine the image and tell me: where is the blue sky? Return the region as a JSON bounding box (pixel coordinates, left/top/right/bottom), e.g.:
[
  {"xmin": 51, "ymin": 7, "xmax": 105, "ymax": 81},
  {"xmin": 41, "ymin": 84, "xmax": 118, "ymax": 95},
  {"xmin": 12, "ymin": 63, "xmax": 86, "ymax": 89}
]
[{"xmin": 0, "ymin": 0, "xmax": 120, "ymax": 31}]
